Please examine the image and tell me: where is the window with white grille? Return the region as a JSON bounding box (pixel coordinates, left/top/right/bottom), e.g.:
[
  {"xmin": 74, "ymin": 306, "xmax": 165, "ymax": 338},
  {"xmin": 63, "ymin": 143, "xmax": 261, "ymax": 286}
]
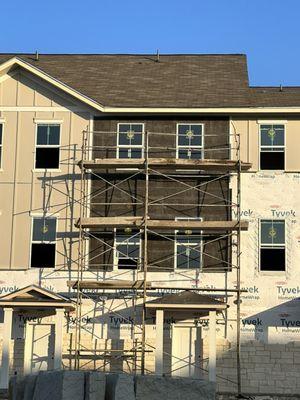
[
  {"xmin": 260, "ymin": 219, "xmax": 285, "ymax": 271},
  {"xmin": 260, "ymin": 124, "xmax": 285, "ymax": 170},
  {"xmin": 117, "ymin": 123, "xmax": 144, "ymax": 159},
  {"xmin": 176, "ymin": 124, "xmax": 203, "ymax": 159},
  {"xmin": 31, "ymin": 217, "xmax": 57, "ymax": 268}
]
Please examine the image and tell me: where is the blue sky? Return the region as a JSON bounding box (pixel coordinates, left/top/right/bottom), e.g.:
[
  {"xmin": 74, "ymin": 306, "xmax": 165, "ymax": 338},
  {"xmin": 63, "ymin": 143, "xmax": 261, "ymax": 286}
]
[{"xmin": 1, "ymin": 0, "xmax": 299, "ymax": 86}]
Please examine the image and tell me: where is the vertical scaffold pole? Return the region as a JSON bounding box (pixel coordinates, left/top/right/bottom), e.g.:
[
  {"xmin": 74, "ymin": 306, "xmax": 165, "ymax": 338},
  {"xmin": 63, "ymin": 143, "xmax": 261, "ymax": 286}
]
[
  {"xmin": 236, "ymin": 132, "xmax": 242, "ymax": 396},
  {"xmin": 74, "ymin": 128, "xmax": 88, "ymax": 370},
  {"xmin": 141, "ymin": 130, "xmax": 149, "ymax": 374}
]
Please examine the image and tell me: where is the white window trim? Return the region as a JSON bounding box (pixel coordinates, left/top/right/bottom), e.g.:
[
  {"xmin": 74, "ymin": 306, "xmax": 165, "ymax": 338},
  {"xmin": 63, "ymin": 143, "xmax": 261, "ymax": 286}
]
[
  {"xmin": 33, "ymin": 119, "xmax": 64, "ymax": 124},
  {"xmin": 116, "ymin": 123, "xmax": 145, "ymax": 159},
  {"xmin": 259, "ymin": 123, "xmax": 286, "ymax": 171},
  {"xmin": 257, "ymin": 120, "xmax": 288, "ymax": 124},
  {"xmin": 113, "ymin": 228, "xmax": 142, "ymax": 270},
  {"xmin": 30, "ymin": 215, "xmax": 57, "ymax": 269},
  {"xmin": 259, "ymin": 218, "xmax": 286, "ymax": 273},
  {"xmin": 34, "ymin": 123, "xmax": 61, "ymax": 171},
  {"xmin": 174, "ymin": 217, "xmax": 203, "ymax": 271},
  {"xmin": 176, "ymin": 123, "xmax": 204, "ymax": 159}
]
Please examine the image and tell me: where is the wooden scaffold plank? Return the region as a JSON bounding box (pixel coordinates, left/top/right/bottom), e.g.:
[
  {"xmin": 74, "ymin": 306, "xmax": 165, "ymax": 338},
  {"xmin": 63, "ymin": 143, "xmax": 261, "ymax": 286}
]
[
  {"xmin": 68, "ymin": 280, "xmax": 152, "ymax": 290},
  {"xmin": 79, "ymin": 158, "xmax": 252, "ymax": 171},
  {"xmin": 75, "ymin": 217, "xmax": 249, "ymax": 231}
]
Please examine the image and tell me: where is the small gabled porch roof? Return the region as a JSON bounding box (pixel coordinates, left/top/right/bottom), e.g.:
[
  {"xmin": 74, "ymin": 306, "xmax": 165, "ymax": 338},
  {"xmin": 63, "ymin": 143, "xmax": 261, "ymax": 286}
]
[
  {"xmin": 0, "ymin": 285, "xmax": 74, "ymax": 310},
  {"xmin": 145, "ymin": 290, "xmax": 228, "ymax": 312}
]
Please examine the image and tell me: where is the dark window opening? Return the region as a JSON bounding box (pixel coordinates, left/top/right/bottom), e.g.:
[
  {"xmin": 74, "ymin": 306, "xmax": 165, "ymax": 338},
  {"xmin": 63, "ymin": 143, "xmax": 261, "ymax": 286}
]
[
  {"xmin": 31, "ymin": 243, "xmax": 56, "ymax": 268},
  {"xmin": 260, "ymin": 152, "xmax": 284, "ymax": 170},
  {"xmin": 118, "ymin": 258, "xmax": 138, "ymax": 270},
  {"xmin": 35, "ymin": 148, "xmax": 60, "ymax": 169},
  {"xmin": 260, "ymin": 248, "xmax": 285, "ymax": 271}
]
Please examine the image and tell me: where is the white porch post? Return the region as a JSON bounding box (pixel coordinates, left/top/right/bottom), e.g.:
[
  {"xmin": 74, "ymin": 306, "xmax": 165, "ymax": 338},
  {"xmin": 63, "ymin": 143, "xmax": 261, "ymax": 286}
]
[
  {"xmin": 208, "ymin": 310, "xmax": 216, "ymax": 382},
  {"xmin": 0, "ymin": 307, "xmax": 13, "ymax": 389},
  {"xmin": 23, "ymin": 323, "xmax": 33, "ymax": 375},
  {"xmin": 155, "ymin": 309, "xmax": 164, "ymax": 375},
  {"xmin": 54, "ymin": 308, "xmax": 64, "ymax": 370}
]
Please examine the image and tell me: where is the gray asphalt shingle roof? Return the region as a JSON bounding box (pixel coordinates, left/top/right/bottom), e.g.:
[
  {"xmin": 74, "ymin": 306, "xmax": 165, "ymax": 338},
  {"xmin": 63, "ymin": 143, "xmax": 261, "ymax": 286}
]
[
  {"xmin": 0, "ymin": 53, "xmax": 250, "ymax": 108},
  {"xmin": 1, "ymin": 53, "xmax": 300, "ymax": 108},
  {"xmin": 250, "ymin": 87, "xmax": 300, "ymax": 107}
]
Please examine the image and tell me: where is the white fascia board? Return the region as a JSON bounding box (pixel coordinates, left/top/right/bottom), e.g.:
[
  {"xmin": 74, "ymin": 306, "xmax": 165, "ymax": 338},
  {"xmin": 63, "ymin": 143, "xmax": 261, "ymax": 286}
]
[
  {"xmin": 102, "ymin": 107, "xmax": 300, "ymax": 114},
  {"xmin": 0, "ymin": 301, "xmax": 74, "ymax": 308}
]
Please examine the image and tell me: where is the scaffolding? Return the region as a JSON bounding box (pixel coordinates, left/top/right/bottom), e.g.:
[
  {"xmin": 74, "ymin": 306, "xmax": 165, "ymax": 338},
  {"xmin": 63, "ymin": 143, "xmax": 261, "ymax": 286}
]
[{"xmin": 72, "ymin": 127, "xmax": 250, "ymax": 394}]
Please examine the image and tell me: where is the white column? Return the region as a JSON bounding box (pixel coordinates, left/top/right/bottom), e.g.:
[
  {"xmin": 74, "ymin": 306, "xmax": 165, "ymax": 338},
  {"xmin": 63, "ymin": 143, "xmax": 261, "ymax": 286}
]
[
  {"xmin": 23, "ymin": 323, "xmax": 33, "ymax": 375},
  {"xmin": 0, "ymin": 308, "xmax": 13, "ymax": 389},
  {"xmin": 208, "ymin": 310, "xmax": 216, "ymax": 382},
  {"xmin": 54, "ymin": 308, "xmax": 64, "ymax": 370},
  {"xmin": 155, "ymin": 309, "xmax": 164, "ymax": 375}
]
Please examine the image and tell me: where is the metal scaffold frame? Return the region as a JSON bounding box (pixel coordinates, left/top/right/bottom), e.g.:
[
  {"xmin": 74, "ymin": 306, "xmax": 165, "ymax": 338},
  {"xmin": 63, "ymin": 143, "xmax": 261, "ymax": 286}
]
[{"xmin": 72, "ymin": 126, "xmax": 248, "ymax": 394}]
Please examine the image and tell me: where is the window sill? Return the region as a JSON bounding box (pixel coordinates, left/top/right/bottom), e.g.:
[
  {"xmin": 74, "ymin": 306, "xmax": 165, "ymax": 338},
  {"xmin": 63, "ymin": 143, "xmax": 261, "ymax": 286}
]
[
  {"xmin": 32, "ymin": 169, "xmax": 62, "ymax": 173},
  {"xmin": 258, "ymin": 170, "xmax": 285, "ymax": 172},
  {"xmin": 258, "ymin": 270, "xmax": 286, "ymax": 276},
  {"xmin": 174, "ymin": 268, "xmax": 201, "ymax": 272}
]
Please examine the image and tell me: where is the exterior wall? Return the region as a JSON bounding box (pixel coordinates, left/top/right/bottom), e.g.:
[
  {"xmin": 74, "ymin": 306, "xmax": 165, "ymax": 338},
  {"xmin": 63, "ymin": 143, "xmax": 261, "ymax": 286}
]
[
  {"xmin": 226, "ymin": 115, "xmax": 300, "ymax": 395},
  {"xmin": 232, "ymin": 116, "xmax": 300, "ymax": 171},
  {"xmin": 93, "ymin": 116, "xmax": 229, "ymax": 159},
  {"xmin": 0, "ymin": 69, "xmax": 92, "ymax": 271},
  {"xmin": 90, "ymin": 116, "xmax": 230, "ymax": 272}
]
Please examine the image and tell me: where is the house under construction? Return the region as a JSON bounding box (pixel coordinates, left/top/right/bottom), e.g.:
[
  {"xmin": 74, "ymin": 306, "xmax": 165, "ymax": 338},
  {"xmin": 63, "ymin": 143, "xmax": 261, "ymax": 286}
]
[{"xmin": 0, "ymin": 54, "xmax": 300, "ymax": 397}]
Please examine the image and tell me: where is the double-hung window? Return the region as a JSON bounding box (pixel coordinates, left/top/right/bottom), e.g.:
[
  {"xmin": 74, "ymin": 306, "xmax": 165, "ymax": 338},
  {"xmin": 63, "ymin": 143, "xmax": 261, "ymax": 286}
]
[
  {"xmin": 0, "ymin": 124, "xmax": 3, "ymax": 168},
  {"xmin": 175, "ymin": 218, "xmax": 202, "ymax": 269},
  {"xmin": 31, "ymin": 217, "xmax": 57, "ymax": 268},
  {"xmin": 260, "ymin": 220, "xmax": 285, "ymax": 272},
  {"xmin": 117, "ymin": 123, "xmax": 144, "ymax": 159},
  {"xmin": 260, "ymin": 124, "xmax": 285, "ymax": 170},
  {"xmin": 35, "ymin": 124, "xmax": 60, "ymax": 169},
  {"xmin": 115, "ymin": 229, "xmax": 141, "ymax": 269},
  {"xmin": 177, "ymin": 124, "xmax": 203, "ymax": 159}
]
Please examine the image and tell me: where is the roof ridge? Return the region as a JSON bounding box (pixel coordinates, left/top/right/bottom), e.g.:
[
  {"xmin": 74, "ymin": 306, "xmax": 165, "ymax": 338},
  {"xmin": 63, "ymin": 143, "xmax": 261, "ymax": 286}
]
[
  {"xmin": 0, "ymin": 52, "xmax": 247, "ymax": 57},
  {"xmin": 251, "ymin": 86, "xmax": 300, "ymax": 89}
]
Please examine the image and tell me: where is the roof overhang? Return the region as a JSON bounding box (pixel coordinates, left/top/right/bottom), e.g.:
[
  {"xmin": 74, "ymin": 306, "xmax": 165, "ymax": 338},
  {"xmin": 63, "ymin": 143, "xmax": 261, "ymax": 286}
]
[
  {"xmin": 0, "ymin": 301, "xmax": 74, "ymax": 309},
  {"xmin": 145, "ymin": 303, "xmax": 227, "ymax": 311},
  {"xmin": 97, "ymin": 107, "xmax": 300, "ymax": 114}
]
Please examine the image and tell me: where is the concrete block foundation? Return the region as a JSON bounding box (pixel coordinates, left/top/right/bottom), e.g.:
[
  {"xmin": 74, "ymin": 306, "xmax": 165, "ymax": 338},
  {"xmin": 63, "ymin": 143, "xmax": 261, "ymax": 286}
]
[
  {"xmin": 106, "ymin": 373, "xmax": 135, "ymax": 400},
  {"xmin": 135, "ymin": 375, "xmax": 216, "ymax": 400},
  {"xmin": 32, "ymin": 371, "xmax": 85, "ymax": 400},
  {"xmin": 85, "ymin": 371, "xmax": 106, "ymax": 400},
  {"xmin": 8, "ymin": 371, "xmax": 216, "ymax": 400}
]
